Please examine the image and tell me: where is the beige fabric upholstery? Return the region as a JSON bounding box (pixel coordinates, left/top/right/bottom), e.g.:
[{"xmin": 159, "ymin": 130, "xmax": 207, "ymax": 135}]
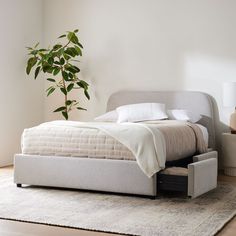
[
  {"xmin": 188, "ymin": 151, "xmax": 218, "ymax": 198},
  {"xmin": 193, "ymin": 151, "xmax": 218, "ymax": 162},
  {"xmin": 14, "ymin": 154, "xmax": 157, "ymax": 196}
]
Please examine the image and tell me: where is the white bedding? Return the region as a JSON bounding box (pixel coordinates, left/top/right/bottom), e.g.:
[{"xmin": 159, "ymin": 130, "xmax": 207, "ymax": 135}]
[{"xmin": 21, "ymin": 120, "xmax": 208, "ymax": 177}]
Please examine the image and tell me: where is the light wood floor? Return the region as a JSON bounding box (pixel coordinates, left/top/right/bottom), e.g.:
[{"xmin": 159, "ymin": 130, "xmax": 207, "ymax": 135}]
[{"xmin": 0, "ymin": 166, "xmax": 236, "ymax": 236}]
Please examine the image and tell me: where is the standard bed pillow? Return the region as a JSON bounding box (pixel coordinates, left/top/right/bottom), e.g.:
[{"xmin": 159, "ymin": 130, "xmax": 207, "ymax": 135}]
[
  {"xmin": 116, "ymin": 103, "xmax": 168, "ymax": 123},
  {"xmin": 167, "ymin": 109, "xmax": 201, "ymax": 123},
  {"xmin": 94, "ymin": 110, "xmax": 118, "ymax": 122}
]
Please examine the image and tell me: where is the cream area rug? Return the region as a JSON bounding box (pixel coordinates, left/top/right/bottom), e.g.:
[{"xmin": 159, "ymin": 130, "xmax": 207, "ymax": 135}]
[{"xmin": 0, "ymin": 172, "xmax": 236, "ymax": 236}]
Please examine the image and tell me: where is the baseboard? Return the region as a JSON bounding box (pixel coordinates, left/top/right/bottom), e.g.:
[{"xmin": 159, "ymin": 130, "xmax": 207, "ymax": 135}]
[{"xmin": 0, "ymin": 161, "xmax": 13, "ymax": 168}]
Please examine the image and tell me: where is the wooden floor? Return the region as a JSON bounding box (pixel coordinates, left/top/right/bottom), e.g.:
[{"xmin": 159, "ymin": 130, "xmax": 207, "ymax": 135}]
[{"xmin": 0, "ymin": 167, "xmax": 236, "ymax": 236}]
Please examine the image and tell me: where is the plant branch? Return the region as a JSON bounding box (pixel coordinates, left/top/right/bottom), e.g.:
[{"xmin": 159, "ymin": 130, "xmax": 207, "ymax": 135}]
[
  {"xmin": 25, "ymin": 29, "xmax": 89, "ymax": 120},
  {"xmin": 60, "ymin": 67, "xmax": 68, "ymax": 114}
]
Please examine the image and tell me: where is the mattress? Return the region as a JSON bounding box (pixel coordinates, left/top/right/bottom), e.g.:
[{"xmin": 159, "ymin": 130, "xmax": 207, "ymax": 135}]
[{"xmin": 21, "ymin": 121, "xmax": 208, "ymax": 162}]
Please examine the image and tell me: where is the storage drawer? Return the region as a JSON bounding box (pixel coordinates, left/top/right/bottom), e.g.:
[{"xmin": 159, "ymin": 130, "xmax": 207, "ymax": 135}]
[
  {"xmin": 157, "ymin": 151, "xmax": 218, "ymax": 198},
  {"xmin": 158, "ymin": 174, "xmax": 188, "ymax": 194}
]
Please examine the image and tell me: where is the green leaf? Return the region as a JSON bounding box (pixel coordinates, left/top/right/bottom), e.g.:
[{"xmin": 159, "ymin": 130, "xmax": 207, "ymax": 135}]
[
  {"xmin": 81, "ymin": 80, "xmax": 89, "ymax": 86},
  {"xmin": 84, "ymin": 90, "xmax": 90, "ymax": 100},
  {"xmin": 58, "ymin": 34, "xmax": 66, "ymax": 39},
  {"xmin": 75, "ymin": 46, "xmax": 82, "ymax": 56},
  {"xmin": 67, "ymin": 83, "xmax": 74, "ymax": 92},
  {"xmin": 62, "ymin": 71, "xmax": 69, "ymax": 81},
  {"xmin": 47, "ymin": 67, "xmax": 54, "ymax": 73},
  {"xmin": 53, "ymin": 44, "xmax": 62, "ymax": 51},
  {"xmin": 65, "ymin": 65, "xmax": 80, "ymax": 74},
  {"xmin": 65, "ymin": 66, "xmax": 76, "ymax": 74},
  {"xmin": 77, "ymin": 107, "xmax": 87, "ymax": 111},
  {"xmin": 29, "ymin": 50, "xmax": 38, "ymax": 56},
  {"xmin": 60, "ymin": 57, "xmax": 65, "ymax": 65},
  {"xmin": 62, "ymin": 111, "xmax": 68, "ymax": 120},
  {"xmin": 47, "ymin": 87, "xmax": 55, "ymax": 96},
  {"xmin": 48, "ymin": 57, "xmax": 54, "ymax": 65},
  {"xmin": 77, "ymin": 42, "xmax": 83, "ymax": 49},
  {"xmin": 34, "ymin": 66, "xmax": 41, "ymax": 79},
  {"xmin": 63, "ymin": 53, "xmax": 70, "ymax": 60},
  {"xmin": 43, "ymin": 65, "xmax": 53, "ymax": 73},
  {"xmin": 74, "ymin": 29, "xmax": 79, "ymax": 33},
  {"xmin": 54, "ymin": 61, "xmax": 61, "ymax": 65},
  {"xmin": 68, "ymin": 72, "xmax": 73, "ymax": 79},
  {"xmin": 73, "ymin": 47, "xmax": 79, "ymax": 56},
  {"xmin": 66, "ymin": 100, "xmax": 72, "ymax": 106},
  {"xmin": 27, "ymin": 57, "xmax": 37, "ymax": 67},
  {"xmin": 64, "ymin": 48, "xmax": 74, "ymax": 57},
  {"xmin": 26, "ymin": 57, "xmax": 38, "ymax": 74},
  {"xmin": 54, "ymin": 106, "xmax": 66, "ymax": 112},
  {"xmin": 56, "ymin": 48, "xmax": 64, "ymax": 57},
  {"xmin": 77, "ymin": 80, "xmax": 88, "ymax": 89},
  {"xmin": 71, "ymin": 34, "xmax": 79, "ymax": 45},
  {"xmin": 26, "ymin": 65, "xmax": 32, "ymax": 75},
  {"xmin": 42, "ymin": 61, "xmax": 55, "ymax": 73},
  {"xmin": 53, "ymin": 67, "xmax": 60, "ymax": 76},
  {"xmin": 64, "ymin": 47, "xmax": 78, "ymax": 57},
  {"xmin": 60, "ymin": 87, "xmax": 67, "ymax": 95},
  {"xmin": 67, "ymin": 32, "xmax": 74, "ymax": 41},
  {"xmin": 72, "ymin": 65, "xmax": 80, "ymax": 72},
  {"xmin": 47, "ymin": 78, "xmax": 56, "ymax": 82}
]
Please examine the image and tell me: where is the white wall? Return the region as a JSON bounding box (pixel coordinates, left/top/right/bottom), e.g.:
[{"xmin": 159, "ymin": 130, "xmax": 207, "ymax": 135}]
[
  {"xmin": 42, "ymin": 0, "xmax": 236, "ymax": 165},
  {"xmin": 43, "ymin": 0, "xmax": 236, "ymax": 125},
  {"xmin": 2, "ymin": 0, "xmax": 234, "ymax": 166},
  {"xmin": 0, "ymin": 0, "xmax": 44, "ymax": 166}
]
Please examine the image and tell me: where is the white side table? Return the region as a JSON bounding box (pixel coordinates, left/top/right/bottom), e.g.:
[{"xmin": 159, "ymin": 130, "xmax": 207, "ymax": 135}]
[{"xmin": 222, "ymin": 133, "xmax": 236, "ymax": 176}]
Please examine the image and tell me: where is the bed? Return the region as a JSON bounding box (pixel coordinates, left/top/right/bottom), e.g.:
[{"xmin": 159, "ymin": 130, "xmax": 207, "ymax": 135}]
[{"xmin": 14, "ymin": 91, "xmax": 217, "ymax": 198}]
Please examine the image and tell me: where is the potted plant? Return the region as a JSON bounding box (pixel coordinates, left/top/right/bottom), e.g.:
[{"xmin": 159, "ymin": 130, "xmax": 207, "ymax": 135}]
[{"xmin": 26, "ymin": 29, "xmax": 90, "ymax": 120}]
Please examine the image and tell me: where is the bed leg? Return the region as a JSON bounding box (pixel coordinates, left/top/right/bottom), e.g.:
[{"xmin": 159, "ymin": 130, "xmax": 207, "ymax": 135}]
[{"xmin": 16, "ymin": 184, "xmax": 22, "ymax": 188}]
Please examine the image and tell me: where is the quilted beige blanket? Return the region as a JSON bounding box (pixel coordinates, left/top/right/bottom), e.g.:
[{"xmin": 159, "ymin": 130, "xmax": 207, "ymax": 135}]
[{"xmin": 22, "ymin": 120, "xmax": 207, "ymax": 177}]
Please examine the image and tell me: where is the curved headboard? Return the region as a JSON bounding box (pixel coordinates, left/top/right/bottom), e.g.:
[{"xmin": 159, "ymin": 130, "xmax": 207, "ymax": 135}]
[{"xmin": 107, "ymin": 91, "xmax": 216, "ymax": 149}]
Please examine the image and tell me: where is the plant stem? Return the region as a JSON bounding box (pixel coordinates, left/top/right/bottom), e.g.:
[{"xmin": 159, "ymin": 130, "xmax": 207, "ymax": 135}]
[
  {"xmin": 63, "ymin": 40, "xmax": 71, "ymax": 50},
  {"xmin": 62, "ymin": 76, "xmax": 67, "ymax": 113},
  {"xmin": 60, "ymin": 67, "xmax": 68, "ymax": 114}
]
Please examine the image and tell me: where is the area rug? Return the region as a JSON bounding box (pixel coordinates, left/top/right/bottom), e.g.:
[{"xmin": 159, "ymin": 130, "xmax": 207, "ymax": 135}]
[{"xmin": 0, "ymin": 173, "xmax": 236, "ymax": 236}]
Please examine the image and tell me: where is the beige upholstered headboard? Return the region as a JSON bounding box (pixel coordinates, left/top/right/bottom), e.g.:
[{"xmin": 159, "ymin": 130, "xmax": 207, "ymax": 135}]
[{"xmin": 107, "ymin": 91, "xmax": 216, "ymax": 149}]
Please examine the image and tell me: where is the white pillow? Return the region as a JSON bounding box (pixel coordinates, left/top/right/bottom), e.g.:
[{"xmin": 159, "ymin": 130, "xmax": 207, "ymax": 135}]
[
  {"xmin": 167, "ymin": 109, "xmax": 201, "ymax": 123},
  {"xmin": 116, "ymin": 103, "xmax": 168, "ymax": 123},
  {"xmin": 94, "ymin": 110, "xmax": 118, "ymax": 122}
]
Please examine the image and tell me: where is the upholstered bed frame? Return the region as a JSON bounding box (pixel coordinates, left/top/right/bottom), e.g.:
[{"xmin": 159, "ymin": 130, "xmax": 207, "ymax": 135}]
[{"xmin": 14, "ymin": 91, "xmax": 217, "ymax": 198}]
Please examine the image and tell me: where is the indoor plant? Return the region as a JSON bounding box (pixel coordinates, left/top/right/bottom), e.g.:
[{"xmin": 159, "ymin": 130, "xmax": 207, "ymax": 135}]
[{"xmin": 26, "ymin": 29, "xmax": 90, "ymax": 120}]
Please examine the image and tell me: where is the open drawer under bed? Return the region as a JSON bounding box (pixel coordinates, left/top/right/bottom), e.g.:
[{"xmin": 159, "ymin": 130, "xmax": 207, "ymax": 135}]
[{"xmin": 157, "ymin": 151, "xmax": 218, "ymax": 198}]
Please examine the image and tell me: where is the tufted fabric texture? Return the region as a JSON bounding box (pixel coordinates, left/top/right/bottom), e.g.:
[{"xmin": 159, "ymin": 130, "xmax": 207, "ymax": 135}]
[{"xmin": 22, "ymin": 120, "xmax": 206, "ymax": 162}]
